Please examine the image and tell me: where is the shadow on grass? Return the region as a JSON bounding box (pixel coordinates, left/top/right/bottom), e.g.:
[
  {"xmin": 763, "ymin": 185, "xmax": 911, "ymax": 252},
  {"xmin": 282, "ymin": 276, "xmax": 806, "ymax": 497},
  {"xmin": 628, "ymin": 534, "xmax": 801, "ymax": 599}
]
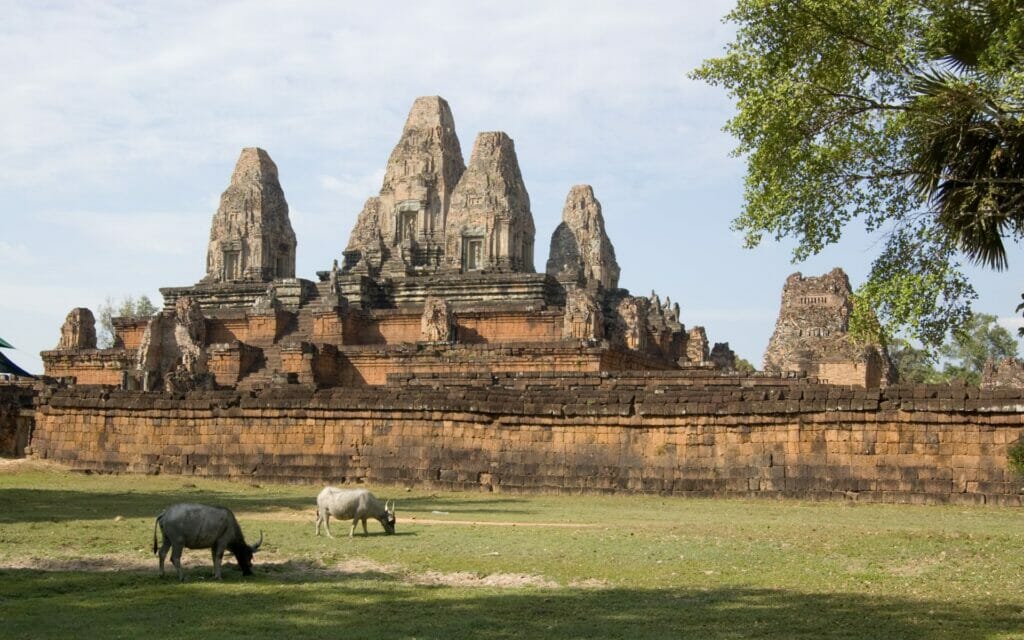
[
  {"xmin": 0, "ymin": 488, "xmax": 313, "ymax": 523},
  {"xmin": 0, "ymin": 488, "xmax": 533, "ymax": 523},
  {"xmin": 0, "ymin": 567, "xmax": 1019, "ymax": 640}
]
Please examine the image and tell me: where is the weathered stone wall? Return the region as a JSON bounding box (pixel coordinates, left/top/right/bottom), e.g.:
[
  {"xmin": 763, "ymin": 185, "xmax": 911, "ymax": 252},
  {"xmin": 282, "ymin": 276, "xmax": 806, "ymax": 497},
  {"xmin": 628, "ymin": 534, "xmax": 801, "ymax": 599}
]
[
  {"xmin": 332, "ymin": 345, "xmax": 664, "ymax": 386},
  {"xmin": 29, "ymin": 377, "xmax": 1024, "ymax": 504},
  {"xmin": 0, "ymin": 384, "xmax": 36, "ymax": 457},
  {"xmin": 205, "ymin": 310, "xmax": 289, "ymax": 345},
  {"xmin": 340, "ymin": 309, "xmax": 563, "ymax": 346},
  {"xmin": 39, "ymin": 349, "xmax": 133, "ymax": 386},
  {"xmin": 112, "ymin": 318, "xmax": 149, "ymax": 350}
]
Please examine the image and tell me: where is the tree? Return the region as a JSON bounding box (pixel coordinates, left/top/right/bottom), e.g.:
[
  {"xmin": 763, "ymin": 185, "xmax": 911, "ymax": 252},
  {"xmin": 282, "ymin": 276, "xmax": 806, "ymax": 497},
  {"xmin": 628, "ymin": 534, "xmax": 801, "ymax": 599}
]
[
  {"xmin": 735, "ymin": 357, "xmax": 757, "ymax": 373},
  {"xmin": 887, "ymin": 338, "xmax": 944, "ymax": 383},
  {"xmin": 938, "ymin": 311, "xmax": 1019, "ymax": 382},
  {"xmin": 97, "ymin": 295, "xmax": 159, "ymax": 348},
  {"xmin": 692, "ymin": 0, "xmax": 1024, "ymax": 349},
  {"xmin": 889, "ymin": 312, "xmax": 1018, "ymax": 383}
]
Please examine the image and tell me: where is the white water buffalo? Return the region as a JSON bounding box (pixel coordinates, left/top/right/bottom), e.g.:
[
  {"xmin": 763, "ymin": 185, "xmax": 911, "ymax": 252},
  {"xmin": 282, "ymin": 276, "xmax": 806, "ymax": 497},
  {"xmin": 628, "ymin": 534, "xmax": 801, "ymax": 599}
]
[
  {"xmin": 153, "ymin": 503, "xmax": 263, "ymax": 581},
  {"xmin": 315, "ymin": 487, "xmax": 396, "ymax": 538}
]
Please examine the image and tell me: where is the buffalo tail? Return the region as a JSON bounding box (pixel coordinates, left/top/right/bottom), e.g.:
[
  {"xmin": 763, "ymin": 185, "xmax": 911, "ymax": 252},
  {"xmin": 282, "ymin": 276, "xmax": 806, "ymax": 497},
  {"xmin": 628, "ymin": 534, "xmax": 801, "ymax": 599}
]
[{"xmin": 152, "ymin": 512, "xmax": 163, "ymax": 555}]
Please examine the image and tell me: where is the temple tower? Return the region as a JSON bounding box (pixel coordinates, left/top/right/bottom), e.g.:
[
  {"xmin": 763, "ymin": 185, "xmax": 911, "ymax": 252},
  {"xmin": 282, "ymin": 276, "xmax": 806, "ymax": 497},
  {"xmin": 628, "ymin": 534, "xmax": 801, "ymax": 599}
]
[
  {"xmin": 203, "ymin": 148, "xmax": 296, "ymax": 283},
  {"xmin": 546, "ymin": 184, "xmax": 620, "ymax": 290},
  {"xmin": 344, "ymin": 96, "xmax": 465, "ymax": 274},
  {"xmin": 443, "ymin": 132, "xmax": 535, "ymax": 273}
]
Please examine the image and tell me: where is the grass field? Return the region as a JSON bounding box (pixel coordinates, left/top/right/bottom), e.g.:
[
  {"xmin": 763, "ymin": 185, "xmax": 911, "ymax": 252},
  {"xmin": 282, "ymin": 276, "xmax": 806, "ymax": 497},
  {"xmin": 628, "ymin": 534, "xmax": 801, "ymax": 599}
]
[{"xmin": 1, "ymin": 459, "xmax": 1023, "ymax": 639}]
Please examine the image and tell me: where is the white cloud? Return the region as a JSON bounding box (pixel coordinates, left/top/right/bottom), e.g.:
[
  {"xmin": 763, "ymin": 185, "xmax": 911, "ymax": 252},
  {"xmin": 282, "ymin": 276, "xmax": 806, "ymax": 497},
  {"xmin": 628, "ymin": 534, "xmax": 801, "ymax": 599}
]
[
  {"xmin": 997, "ymin": 316, "xmax": 1024, "ymax": 332},
  {"xmin": 37, "ymin": 211, "xmax": 208, "ymax": 257},
  {"xmin": 0, "ymin": 1, "xmax": 738, "ymax": 191},
  {"xmin": 318, "ymin": 169, "xmax": 385, "ymax": 200},
  {"xmin": 0, "ymin": 241, "xmax": 39, "ymax": 267}
]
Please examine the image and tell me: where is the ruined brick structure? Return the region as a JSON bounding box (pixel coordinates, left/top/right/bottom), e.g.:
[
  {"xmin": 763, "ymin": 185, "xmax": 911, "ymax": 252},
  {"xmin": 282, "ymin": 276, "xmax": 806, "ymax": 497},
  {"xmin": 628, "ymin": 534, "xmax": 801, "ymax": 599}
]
[
  {"xmin": 29, "ymin": 377, "xmax": 1024, "ymax": 504},
  {"xmin": 764, "ymin": 269, "xmax": 894, "ymax": 387},
  {"xmin": 982, "ymin": 357, "xmax": 1024, "ymax": 389},
  {"xmin": 43, "ymin": 96, "xmax": 722, "ymax": 389},
  {"xmin": 0, "ymin": 383, "xmax": 36, "ymax": 457},
  {"xmin": 29, "ymin": 96, "xmax": 1023, "ymax": 504}
]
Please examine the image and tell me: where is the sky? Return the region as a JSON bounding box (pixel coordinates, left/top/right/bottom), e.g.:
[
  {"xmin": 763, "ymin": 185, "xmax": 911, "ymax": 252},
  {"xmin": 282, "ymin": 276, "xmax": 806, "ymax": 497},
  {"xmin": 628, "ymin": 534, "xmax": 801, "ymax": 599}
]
[{"xmin": 2, "ymin": 1, "xmax": 1022, "ymax": 375}]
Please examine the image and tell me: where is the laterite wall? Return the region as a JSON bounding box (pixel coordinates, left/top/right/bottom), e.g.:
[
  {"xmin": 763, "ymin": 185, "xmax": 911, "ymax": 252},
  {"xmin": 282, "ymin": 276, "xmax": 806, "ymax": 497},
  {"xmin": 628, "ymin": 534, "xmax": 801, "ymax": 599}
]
[
  {"xmin": 28, "ymin": 376, "xmax": 1024, "ymax": 505},
  {"xmin": 0, "ymin": 384, "xmax": 37, "ymax": 457}
]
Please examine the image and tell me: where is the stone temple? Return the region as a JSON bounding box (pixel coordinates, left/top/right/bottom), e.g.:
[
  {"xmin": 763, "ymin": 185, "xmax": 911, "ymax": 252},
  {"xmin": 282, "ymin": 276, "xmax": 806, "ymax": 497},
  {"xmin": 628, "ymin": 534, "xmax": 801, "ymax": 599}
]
[
  {"xmin": 763, "ymin": 269, "xmax": 894, "ymax": 387},
  {"xmin": 25, "ymin": 97, "xmax": 1019, "ymax": 505},
  {"xmin": 42, "ymin": 96, "xmax": 743, "ymax": 391}
]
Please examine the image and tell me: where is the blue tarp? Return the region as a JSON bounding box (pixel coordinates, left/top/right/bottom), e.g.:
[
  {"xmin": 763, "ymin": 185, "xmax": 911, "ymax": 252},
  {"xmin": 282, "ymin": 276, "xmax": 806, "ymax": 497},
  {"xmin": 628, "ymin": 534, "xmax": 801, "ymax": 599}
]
[{"xmin": 0, "ymin": 350, "xmax": 32, "ymax": 378}]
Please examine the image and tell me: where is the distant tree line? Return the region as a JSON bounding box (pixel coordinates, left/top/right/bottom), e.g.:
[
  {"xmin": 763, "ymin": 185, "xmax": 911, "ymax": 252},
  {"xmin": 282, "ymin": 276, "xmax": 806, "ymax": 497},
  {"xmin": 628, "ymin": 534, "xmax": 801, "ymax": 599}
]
[{"xmin": 97, "ymin": 295, "xmax": 158, "ymax": 348}]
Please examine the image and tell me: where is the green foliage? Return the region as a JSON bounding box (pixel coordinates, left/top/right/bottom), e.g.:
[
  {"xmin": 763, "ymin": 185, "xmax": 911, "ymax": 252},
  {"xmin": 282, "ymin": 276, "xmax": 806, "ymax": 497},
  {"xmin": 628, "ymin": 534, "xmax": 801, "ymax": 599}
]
[
  {"xmin": 1008, "ymin": 438, "xmax": 1024, "ymax": 476},
  {"xmin": 847, "ymin": 292, "xmax": 886, "ymax": 346},
  {"xmin": 887, "ymin": 338, "xmax": 944, "ymax": 383},
  {"xmin": 692, "ymin": 0, "xmax": 1024, "ymax": 349},
  {"xmin": 97, "ymin": 294, "xmax": 159, "ymax": 348},
  {"xmin": 888, "ymin": 312, "xmax": 1018, "ymax": 383},
  {"xmin": 3, "ymin": 467, "xmax": 1024, "ymax": 639},
  {"xmin": 734, "ymin": 357, "xmax": 757, "ymax": 373}
]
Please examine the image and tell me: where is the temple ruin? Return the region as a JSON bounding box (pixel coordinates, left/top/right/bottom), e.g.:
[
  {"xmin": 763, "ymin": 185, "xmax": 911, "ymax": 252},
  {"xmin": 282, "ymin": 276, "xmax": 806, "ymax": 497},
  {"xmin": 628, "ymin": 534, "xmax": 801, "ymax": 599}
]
[
  {"xmin": 763, "ymin": 268, "xmax": 894, "ymax": 387},
  {"xmin": 42, "ymin": 96, "xmax": 730, "ymax": 389},
  {"xmin": 17, "ymin": 96, "xmax": 1024, "ymax": 505}
]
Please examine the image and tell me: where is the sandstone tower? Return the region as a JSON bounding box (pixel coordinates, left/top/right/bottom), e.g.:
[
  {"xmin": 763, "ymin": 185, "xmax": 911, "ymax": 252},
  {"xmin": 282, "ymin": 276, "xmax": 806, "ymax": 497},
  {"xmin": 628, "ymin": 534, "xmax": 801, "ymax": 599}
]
[
  {"xmin": 344, "ymin": 96, "xmax": 465, "ymax": 275},
  {"xmin": 763, "ymin": 268, "xmax": 893, "ymax": 386},
  {"xmin": 546, "ymin": 184, "xmax": 620, "ymax": 291},
  {"xmin": 203, "ymin": 148, "xmax": 297, "ymax": 283},
  {"xmin": 443, "ymin": 132, "xmax": 535, "ymax": 273}
]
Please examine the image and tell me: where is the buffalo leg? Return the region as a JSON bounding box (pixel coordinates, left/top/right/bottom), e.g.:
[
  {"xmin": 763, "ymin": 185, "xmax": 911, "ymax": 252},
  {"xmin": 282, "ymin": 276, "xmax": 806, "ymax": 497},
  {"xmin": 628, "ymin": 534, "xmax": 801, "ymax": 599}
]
[
  {"xmin": 212, "ymin": 545, "xmax": 224, "ymax": 579},
  {"xmin": 318, "ymin": 508, "xmax": 334, "ymax": 538},
  {"xmin": 349, "ymin": 517, "xmax": 358, "ymax": 538},
  {"xmin": 362, "ymin": 518, "xmax": 369, "ymax": 536},
  {"xmin": 158, "ymin": 539, "xmax": 171, "ymax": 577},
  {"xmin": 171, "ymin": 544, "xmax": 185, "ymax": 582}
]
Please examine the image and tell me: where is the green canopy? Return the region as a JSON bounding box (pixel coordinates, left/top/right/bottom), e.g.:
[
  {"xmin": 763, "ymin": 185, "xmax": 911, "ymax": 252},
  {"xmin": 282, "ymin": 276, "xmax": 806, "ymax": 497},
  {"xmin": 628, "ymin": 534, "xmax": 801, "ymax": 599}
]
[{"xmin": 0, "ymin": 337, "xmax": 13, "ymax": 349}]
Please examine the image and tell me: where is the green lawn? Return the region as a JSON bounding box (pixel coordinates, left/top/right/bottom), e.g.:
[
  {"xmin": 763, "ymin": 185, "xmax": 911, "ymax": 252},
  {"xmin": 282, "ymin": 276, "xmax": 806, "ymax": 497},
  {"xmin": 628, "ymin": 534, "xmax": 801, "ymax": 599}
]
[{"xmin": 1, "ymin": 460, "xmax": 1023, "ymax": 639}]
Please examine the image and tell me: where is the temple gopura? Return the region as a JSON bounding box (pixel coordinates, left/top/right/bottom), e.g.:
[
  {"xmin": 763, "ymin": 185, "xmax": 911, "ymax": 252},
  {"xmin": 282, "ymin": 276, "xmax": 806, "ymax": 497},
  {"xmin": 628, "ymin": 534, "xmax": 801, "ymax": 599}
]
[{"xmin": 40, "ymin": 96, "xmax": 890, "ymax": 390}]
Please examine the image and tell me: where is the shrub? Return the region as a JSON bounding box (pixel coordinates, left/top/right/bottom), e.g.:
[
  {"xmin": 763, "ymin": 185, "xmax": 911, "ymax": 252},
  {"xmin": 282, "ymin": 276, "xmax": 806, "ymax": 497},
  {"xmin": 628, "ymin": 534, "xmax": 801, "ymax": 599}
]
[{"xmin": 1008, "ymin": 439, "xmax": 1024, "ymax": 477}]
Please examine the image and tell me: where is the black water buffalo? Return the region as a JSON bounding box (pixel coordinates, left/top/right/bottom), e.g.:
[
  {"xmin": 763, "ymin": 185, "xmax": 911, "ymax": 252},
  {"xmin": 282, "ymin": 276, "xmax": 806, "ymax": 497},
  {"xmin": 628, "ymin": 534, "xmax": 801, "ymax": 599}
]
[
  {"xmin": 153, "ymin": 503, "xmax": 263, "ymax": 581},
  {"xmin": 315, "ymin": 487, "xmax": 395, "ymax": 538}
]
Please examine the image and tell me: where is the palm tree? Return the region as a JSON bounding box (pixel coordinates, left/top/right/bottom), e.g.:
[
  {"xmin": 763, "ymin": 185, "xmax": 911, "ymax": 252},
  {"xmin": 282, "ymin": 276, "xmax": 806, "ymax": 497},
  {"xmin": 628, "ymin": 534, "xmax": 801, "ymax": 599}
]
[{"xmin": 908, "ymin": 0, "xmax": 1024, "ymax": 271}]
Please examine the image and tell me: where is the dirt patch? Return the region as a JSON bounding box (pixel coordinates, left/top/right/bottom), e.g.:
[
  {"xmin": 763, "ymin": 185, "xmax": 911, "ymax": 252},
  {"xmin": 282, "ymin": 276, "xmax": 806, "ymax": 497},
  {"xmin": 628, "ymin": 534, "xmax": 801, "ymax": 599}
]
[
  {"xmin": 0, "ymin": 553, "xmax": 591, "ymax": 590},
  {"xmin": 237, "ymin": 509, "xmax": 598, "ymax": 530},
  {"xmin": 334, "ymin": 557, "xmax": 398, "ymax": 574},
  {"xmin": 0, "ymin": 458, "xmax": 67, "ymax": 474},
  {"xmin": 0, "ymin": 554, "xmax": 150, "ymax": 572},
  {"xmin": 887, "ymin": 555, "xmax": 944, "ymax": 577},
  {"xmin": 405, "ymin": 517, "xmax": 597, "ymax": 528},
  {"xmin": 408, "ymin": 570, "xmax": 559, "ymax": 589},
  {"xmin": 0, "ymin": 552, "xmax": 257, "ymax": 574}
]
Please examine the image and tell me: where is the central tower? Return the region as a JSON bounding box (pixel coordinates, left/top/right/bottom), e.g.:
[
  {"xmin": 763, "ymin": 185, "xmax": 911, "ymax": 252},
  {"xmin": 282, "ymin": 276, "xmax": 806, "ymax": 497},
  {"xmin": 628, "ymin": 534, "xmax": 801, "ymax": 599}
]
[{"xmin": 343, "ymin": 96, "xmax": 465, "ymax": 275}]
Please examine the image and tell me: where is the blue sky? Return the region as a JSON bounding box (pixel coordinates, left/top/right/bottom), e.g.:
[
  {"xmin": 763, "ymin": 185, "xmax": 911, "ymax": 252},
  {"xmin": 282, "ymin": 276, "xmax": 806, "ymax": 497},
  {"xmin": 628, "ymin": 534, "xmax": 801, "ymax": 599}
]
[{"xmin": 3, "ymin": 1, "xmax": 1021, "ymax": 374}]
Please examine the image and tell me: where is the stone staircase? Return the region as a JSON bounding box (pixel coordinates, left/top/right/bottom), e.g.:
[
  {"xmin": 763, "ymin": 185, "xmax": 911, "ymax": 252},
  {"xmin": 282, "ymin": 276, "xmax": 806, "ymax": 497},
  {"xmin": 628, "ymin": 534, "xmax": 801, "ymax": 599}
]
[{"xmin": 236, "ymin": 296, "xmax": 321, "ymax": 390}]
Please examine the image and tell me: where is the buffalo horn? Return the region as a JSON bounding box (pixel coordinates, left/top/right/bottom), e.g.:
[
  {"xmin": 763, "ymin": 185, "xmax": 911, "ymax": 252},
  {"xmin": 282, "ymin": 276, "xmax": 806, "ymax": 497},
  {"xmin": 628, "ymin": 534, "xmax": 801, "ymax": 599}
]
[{"xmin": 250, "ymin": 530, "xmax": 264, "ymax": 552}]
